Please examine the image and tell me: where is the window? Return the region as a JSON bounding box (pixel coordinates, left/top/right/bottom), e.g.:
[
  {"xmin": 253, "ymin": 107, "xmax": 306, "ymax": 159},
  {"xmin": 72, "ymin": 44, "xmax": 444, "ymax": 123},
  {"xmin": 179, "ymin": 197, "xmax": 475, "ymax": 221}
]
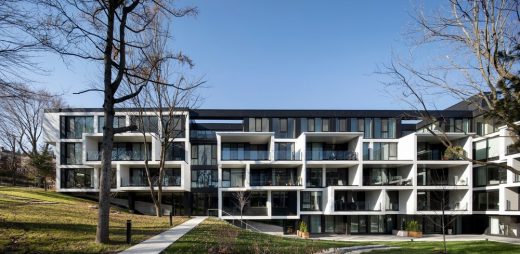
[
  {"xmin": 191, "ymin": 169, "xmax": 218, "ymax": 188},
  {"xmin": 301, "ymin": 191, "xmax": 322, "ymax": 211},
  {"xmin": 191, "ymin": 144, "xmax": 217, "ymax": 165},
  {"xmin": 364, "ymin": 142, "xmax": 397, "ymax": 160},
  {"xmin": 165, "ymin": 142, "xmax": 185, "ymax": 161},
  {"xmin": 473, "ymin": 190, "xmax": 499, "ymax": 211},
  {"xmin": 101, "ymin": 142, "xmax": 151, "ymax": 161},
  {"xmin": 61, "ymin": 168, "xmax": 93, "ymax": 188},
  {"xmin": 326, "ymin": 168, "xmax": 348, "ymax": 186},
  {"xmin": 60, "ymin": 142, "xmax": 82, "ymax": 165},
  {"xmin": 338, "ymin": 118, "xmax": 347, "ymax": 132},
  {"xmin": 98, "ymin": 116, "xmax": 126, "ymax": 133},
  {"xmin": 306, "ymin": 168, "xmax": 322, "ymax": 187},
  {"xmin": 308, "ymin": 118, "xmax": 315, "ymax": 132},
  {"xmin": 60, "ymin": 116, "xmax": 94, "ymax": 139},
  {"xmin": 130, "ymin": 116, "xmax": 159, "ymax": 133},
  {"xmin": 275, "ymin": 142, "xmax": 296, "ymax": 160},
  {"xmin": 364, "ymin": 118, "xmax": 373, "ymax": 138},
  {"xmin": 248, "ymin": 118, "xmax": 269, "ymax": 132},
  {"xmin": 161, "ymin": 116, "xmax": 185, "ymax": 138},
  {"xmin": 250, "ymin": 192, "xmax": 267, "ymax": 207},
  {"xmin": 473, "ymin": 165, "xmax": 507, "ymax": 186},
  {"xmin": 221, "ymin": 143, "xmax": 269, "ymax": 161},
  {"xmin": 222, "ymin": 168, "xmax": 245, "ymax": 187},
  {"xmin": 273, "ymin": 118, "xmax": 295, "ymax": 138},
  {"xmin": 322, "ymin": 118, "xmax": 330, "ymax": 132}
]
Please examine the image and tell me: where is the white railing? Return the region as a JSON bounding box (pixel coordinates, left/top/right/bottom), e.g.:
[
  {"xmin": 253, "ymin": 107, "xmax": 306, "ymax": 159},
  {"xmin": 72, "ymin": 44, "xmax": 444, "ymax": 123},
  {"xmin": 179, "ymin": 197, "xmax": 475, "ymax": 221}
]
[{"xmin": 207, "ymin": 208, "xmax": 262, "ymax": 233}]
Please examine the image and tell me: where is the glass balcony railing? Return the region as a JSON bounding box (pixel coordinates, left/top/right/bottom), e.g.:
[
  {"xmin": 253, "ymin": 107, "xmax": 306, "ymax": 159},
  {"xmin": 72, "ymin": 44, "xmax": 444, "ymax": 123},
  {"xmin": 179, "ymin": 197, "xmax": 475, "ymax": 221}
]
[
  {"xmin": 190, "ymin": 130, "xmax": 216, "ymax": 139},
  {"xmin": 121, "ymin": 175, "xmax": 181, "ymax": 187},
  {"xmin": 363, "ymin": 176, "xmax": 412, "ymax": 186},
  {"xmin": 334, "ymin": 201, "xmax": 381, "ymax": 211},
  {"xmin": 221, "ymin": 150, "xmax": 270, "ymax": 161},
  {"xmin": 274, "ymin": 151, "xmax": 301, "ymax": 161},
  {"xmin": 86, "ymin": 151, "xmax": 150, "ymax": 161},
  {"xmin": 417, "ymin": 150, "xmax": 467, "ymax": 161},
  {"xmin": 417, "ymin": 202, "xmax": 467, "ymax": 211},
  {"xmin": 507, "ymin": 144, "xmax": 520, "ymax": 156},
  {"xmin": 386, "ymin": 203, "xmax": 399, "ymax": 211},
  {"xmin": 306, "ymin": 151, "xmax": 357, "ymax": 161}
]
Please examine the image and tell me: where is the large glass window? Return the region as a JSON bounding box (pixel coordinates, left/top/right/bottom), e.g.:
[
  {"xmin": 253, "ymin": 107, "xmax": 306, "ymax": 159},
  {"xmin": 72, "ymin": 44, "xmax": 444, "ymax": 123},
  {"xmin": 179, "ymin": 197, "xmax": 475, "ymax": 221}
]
[
  {"xmin": 60, "ymin": 116, "xmax": 94, "ymax": 139},
  {"xmin": 337, "ymin": 118, "xmax": 347, "ymax": 132},
  {"xmin": 273, "ymin": 118, "xmax": 295, "ymax": 138},
  {"xmin": 130, "ymin": 116, "xmax": 159, "ymax": 133},
  {"xmin": 363, "ymin": 142, "xmax": 397, "ymax": 160},
  {"xmin": 250, "ymin": 168, "xmax": 300, "ymax": 186},
  {"xmin": 473, "ymin": 190, "xmax": 499, "ymax": 211},
  {"xmin": 126, "ymin": 168, "xmax": 181, "ymax": 187},
  {"xmin": 165, "ymin": 142, "xmax": 185, "ymax": 161},
  {"xmin": 98, "ymin": 116, "xmax": 126, "ymax": 133},
  {"xmin": 222, "ymin": 168, "xmax": 245, "ymax": 187},
  {"xmin": 60, "ymin": 142, "xmax": 82, "ymax": 165},
  {"xmin": 272, "ymin": 191, "xmax": 297, "ymax": 216},
  {"xmin": 275, "ymin": 142, "xmax": 296, "ymax": 160},
  {"xmin": 306, "ymin": 168, "xmax": 323, "ymax": 187},
  {"xmin": 191, "ymin": 144, "xmax": 217, "ymax": 165},
  {"xmin": 161, "ymin": 116, "xmax": 185, "ymax": 138},
  {"xmin": 221, "ymin": 143, "xmax": 269, "ymax": 161},
  {"xmin": 473, "ymin": 165, "xmax": 507, "ymax": 186},
  {"xmin": 301, "ymin": 191, "xmax": 322, "ymax": 211},
  {"xmin": 474, "ymin": 137, "xmax": 500, "ymax": 161},
  {"xmin": 248, "ymin": 118, "xmax": 269, "ymax": 132},
  {"xmin": 326, "ymin": 168, "xmax": 348, "ymax": 186},
  {"xmin": 60, "ymin": 168, "xmax": 93, "ymax": 188},
  {"xmin": 97, "ymin": 142, "xmax": 151, "ymax": 161},
  {"xmin": 191, "ymin": 169, "xmax": 218, "ymax": 188}
]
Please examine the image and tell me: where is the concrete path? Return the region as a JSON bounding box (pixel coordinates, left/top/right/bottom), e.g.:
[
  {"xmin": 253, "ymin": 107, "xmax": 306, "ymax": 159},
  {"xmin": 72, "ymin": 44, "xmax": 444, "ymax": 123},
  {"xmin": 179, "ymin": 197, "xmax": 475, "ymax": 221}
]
[{"xmin": 120, "ymin": 216, "xmax": 207, "ymax": 254}]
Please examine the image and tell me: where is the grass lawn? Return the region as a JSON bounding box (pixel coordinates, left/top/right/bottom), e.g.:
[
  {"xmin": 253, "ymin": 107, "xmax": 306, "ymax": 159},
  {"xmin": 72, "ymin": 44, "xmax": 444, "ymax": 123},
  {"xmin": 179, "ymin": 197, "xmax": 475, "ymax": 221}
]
[
  {"xmin": 0, "ymin": 186, "xmax": 188, "ymax": 253},
  {"xmin": 165, "ymin": 217, "xmax": 364, "ymax": 254},
  {"xmin": 370, "ymin": 241, "xmax": 520, "ymax": 253},
  {"xmin": 166, "ymin": 218, "xmax": 520, "ymax": 254}
]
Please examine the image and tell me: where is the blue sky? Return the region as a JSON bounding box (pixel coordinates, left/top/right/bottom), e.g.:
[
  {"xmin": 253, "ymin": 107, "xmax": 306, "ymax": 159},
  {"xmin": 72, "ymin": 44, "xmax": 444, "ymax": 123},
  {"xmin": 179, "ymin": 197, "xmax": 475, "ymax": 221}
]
[{"xmin": 33, "ymin": 0, "xmax": 454, "ymax": 110}]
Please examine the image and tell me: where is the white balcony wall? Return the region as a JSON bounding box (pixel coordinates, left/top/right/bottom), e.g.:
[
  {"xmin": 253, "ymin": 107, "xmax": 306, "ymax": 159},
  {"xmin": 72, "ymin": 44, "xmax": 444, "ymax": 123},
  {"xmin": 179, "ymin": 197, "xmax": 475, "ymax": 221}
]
[{"xmin": 397, "ymin": 134, "xmax": 415, "ymax": 160}]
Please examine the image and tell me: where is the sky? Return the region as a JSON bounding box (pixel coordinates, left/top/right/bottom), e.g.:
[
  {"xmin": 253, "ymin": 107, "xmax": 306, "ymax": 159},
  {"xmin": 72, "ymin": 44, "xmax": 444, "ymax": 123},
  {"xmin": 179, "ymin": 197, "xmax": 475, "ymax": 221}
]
[{"xmin": 31, "ymin": 0, "xmax": 456, "ymax": 110}]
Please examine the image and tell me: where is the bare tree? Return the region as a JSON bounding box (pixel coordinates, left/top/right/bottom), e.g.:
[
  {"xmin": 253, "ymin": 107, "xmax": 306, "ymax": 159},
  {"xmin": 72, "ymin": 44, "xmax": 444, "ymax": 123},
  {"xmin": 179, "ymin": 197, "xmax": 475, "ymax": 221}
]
[
  {"xmin": 380, "ymin": 0, "xmax": 520, "ymax": 175},
  {"xmin": 417, "ymin": 167, "xmax": 462, "ymax": 254},
  {"xmin": 233, "ymin": 191, "xmax": 250, "ymax": 227},
  {"xmin": 0, "ymin": 0, "xmax": 45, "ymax": 99},
  {"xmin": 124, "ymin": 13, "xmax": 202, "ymax": 217},
  {"xmin": 23, "ymin": 0, "xmax": 197, "ymax": 243}
]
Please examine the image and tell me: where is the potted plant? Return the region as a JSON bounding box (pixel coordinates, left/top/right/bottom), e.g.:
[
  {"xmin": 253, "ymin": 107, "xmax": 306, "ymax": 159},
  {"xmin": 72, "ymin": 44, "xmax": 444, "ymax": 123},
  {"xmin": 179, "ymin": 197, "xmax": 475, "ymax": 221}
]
[
  {"xmin": 406, "ymin": 220, "xmax": 423, "ymax": 238},
  {"xmin": 299, "ymin": 221, "xmax": 310, "ymax": 239}
]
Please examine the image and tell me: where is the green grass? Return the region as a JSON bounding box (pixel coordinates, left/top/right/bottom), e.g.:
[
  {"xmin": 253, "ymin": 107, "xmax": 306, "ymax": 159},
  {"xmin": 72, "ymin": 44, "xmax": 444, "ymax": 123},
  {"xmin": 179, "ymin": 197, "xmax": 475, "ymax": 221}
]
[
  {"xmin": 165, "ymin": 217, "xmax": 520, "ymax": 254},
  {"xmin": 165, "ymin": 217, "xmax": 364, "ymax": 254},
  {"xmin": 370, "ymin": 241, "xmax": 520, "ymax": 253},
  {"xmin": 0, "ymin": 186, "xmax": 189, "ymax": 253}
]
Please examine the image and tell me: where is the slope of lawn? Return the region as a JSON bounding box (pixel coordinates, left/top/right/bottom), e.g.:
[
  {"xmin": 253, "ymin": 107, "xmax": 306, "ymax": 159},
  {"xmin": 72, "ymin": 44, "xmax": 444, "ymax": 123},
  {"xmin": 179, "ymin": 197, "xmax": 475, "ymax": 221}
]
[
  {"xmin": 371, "ymin": 241, "xmax": 520, "ymax": 254},
  {"xmin": 165, "ymin": 217, "xmax": 520, "ymax": 254},
  {"xmin": 164, "ymin": 217, "xmax": 365, "ymax": 254},
  {"xmin": 0, "ymin": 186, "xmax": 188, "ymax": 253}
]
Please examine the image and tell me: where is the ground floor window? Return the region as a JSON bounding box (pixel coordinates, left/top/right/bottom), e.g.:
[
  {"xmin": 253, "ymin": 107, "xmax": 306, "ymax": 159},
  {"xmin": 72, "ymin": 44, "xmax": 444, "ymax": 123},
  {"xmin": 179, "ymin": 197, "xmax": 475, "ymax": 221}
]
[{"xmin": 60, "ymin": 168, "xmax": 94, "ymax": 188}]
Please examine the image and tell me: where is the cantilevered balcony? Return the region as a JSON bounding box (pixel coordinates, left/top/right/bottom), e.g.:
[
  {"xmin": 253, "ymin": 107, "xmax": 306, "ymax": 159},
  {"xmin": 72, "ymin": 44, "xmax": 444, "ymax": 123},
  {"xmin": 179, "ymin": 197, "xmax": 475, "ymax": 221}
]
[
  {"xmin": 250, "ymin": 168, "xmax": 301, "ymax": 187},
  {"xmin": 120, "ymin": 168, "xmax": 181, "ymax": 187},
  {"xmin": 334, "ymin": 190, "xmax": 381, "ymax": 211},
  {"xmin": 363, "ymin": 168, "xmax": 412, "ymax": 186}
]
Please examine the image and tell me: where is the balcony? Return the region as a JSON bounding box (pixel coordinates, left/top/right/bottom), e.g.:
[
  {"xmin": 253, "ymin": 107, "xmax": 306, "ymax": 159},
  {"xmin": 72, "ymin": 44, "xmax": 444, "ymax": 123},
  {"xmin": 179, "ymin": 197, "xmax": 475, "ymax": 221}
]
[
  {"xmin": 221, "ymin": 143, "xmax": 270, "ymax": 161},
  {"xmin": 121, "ymin": 169, "xmax": 181, "ymax": 187},
  {"xmin": 363, "ymin": 175, "xmax": 412, "ymax": 186},
  {"xmin": 274, "ymin": 150, "xmax": 301, "ymax": 161},
  {"xmin": 418, "ymin": 202, "xmax": 468, "ymax": 211},
  {"xmin": 334, "ymin": 190, "xmax": 381, "ymax": 211},
  {"xmin": 507, "ymin": 144, "xmax": 520, "ymax": 156},
  {"xmin": 363, "ymin": 168, "xmax": 412, "ymax": 186},
  {"xmin": 306, "ymin": 150, "xmax": 357, "ymax": 161},
  {"xmin": 417, "ymin": 149, "xmax": 467, "ymax": 161},
  {"xmin": 87, "ymin": 150, "xmax": 150, "ymax": 161},
  {"xmin": 250, "ymin": 168, "xmax": 301, "ymax": 187},
  {"xmin": 190, "ymin": 130, "xmax": 216, "ymax": 139}
]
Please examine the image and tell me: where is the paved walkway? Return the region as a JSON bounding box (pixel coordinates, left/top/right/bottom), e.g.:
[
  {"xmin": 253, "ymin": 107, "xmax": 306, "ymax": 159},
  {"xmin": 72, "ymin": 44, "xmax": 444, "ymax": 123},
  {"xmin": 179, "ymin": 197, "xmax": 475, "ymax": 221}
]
[{"xmin": 120, "ymin": 216, "xmax": 207, "ymax": 254}]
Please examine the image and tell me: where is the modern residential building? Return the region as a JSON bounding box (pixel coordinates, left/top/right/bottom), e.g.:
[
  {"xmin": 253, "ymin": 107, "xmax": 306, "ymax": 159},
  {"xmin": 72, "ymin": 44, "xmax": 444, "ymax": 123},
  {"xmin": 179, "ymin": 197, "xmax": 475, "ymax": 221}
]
[{"xmin": 43, "ymin": 104, "xmax": 520, "ymax": 237}]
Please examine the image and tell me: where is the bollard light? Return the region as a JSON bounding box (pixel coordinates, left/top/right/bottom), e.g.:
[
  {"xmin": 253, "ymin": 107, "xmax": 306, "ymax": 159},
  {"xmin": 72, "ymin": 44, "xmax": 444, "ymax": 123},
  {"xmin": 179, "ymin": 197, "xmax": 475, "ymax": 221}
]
[{"xmin": 126, "ymin": 220, "xmax": 132, "ymax": 244}]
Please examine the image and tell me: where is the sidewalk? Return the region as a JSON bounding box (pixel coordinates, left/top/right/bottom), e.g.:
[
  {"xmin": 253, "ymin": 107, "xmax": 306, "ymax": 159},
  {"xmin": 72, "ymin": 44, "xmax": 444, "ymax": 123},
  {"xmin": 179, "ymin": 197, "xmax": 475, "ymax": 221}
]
[{"xmin": 120, "ymin": 216, "xmax": 207, "ymax": 254}]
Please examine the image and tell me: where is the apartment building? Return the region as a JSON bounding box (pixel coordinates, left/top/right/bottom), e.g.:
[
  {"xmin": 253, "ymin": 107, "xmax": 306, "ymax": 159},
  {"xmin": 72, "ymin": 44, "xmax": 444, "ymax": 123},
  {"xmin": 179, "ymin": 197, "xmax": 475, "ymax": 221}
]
[{"xmin": 43, "ymin": 106, "xmax": 520, "ymax": 236}]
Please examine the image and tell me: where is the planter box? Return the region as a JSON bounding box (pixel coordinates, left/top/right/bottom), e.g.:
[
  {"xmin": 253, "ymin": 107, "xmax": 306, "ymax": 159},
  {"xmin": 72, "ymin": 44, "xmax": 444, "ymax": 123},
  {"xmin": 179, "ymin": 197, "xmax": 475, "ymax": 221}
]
[
  {"xmin": 408, "ymin": 231, "xmax": 423, "ymax": 238},
  {"xmin": 301, "ymin": 232, "xmax": 310, "ymax": 239},
  {"xmin": 296, "ymin": 230, "xmax": 301, "ymax": 237},
  {"xmin": 392, "ymin": 230, "xmax": 408, "ymax": 237}
]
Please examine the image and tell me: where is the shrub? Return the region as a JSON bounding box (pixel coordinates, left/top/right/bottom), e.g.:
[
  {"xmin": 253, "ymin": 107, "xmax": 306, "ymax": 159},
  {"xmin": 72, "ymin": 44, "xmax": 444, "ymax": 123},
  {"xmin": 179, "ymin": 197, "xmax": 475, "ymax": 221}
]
[
  {"xmin": 299, "ymin": 221, "xmax": 308, "ymax": 233},
  {"xmin": 406, "ymin": 220, "xmax": 420, "ymax": 232}
]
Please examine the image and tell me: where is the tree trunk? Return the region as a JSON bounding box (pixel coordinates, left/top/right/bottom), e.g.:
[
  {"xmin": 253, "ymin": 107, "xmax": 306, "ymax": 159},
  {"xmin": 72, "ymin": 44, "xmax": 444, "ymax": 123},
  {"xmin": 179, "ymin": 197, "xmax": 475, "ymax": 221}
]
[
  {"xmin": 96, "ymin": 105, "xmax": 115, "ymax": 244},
  {"xmin": 95, "ymin": 2, "xmax": 116, "ymax": 244}
]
